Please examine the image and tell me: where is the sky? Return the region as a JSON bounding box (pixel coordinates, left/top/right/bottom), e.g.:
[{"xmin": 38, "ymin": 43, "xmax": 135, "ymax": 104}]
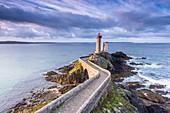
[{"xmin": 0, "ymin": 0, "xmax": 170, "ymax": 42}]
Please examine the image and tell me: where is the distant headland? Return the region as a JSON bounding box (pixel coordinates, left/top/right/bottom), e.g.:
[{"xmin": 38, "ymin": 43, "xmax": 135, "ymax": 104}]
[{"xmin": 0, "ymin": 41, "xmax": 55, "ymax": 44}]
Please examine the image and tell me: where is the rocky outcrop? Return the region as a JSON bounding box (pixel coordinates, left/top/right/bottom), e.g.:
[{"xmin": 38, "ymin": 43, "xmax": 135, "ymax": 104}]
[
  {"xmin": 89, "ymin": 52, "xmax": 135, "ymax": 83},
  {"xmin": 126, "ymin": 82, "xmax": 145, "ymax": 90},
  {"xmin": 136, "ymin": 89, "xmax": 166, "ymax": 104},
  {"xmin": 7, "ymin": 88, "xmax": 61, "ymax": 113},
  {"xmin": 44, "ymin": 60, "xmax": 89, "ymax": 85},
  {"xmin": 91, "ymin": 83, "xmax": 148, "ymax": 113},
  {"xmin": 111, "ymin": 51, "xmax": 132, "ymax": 60},
  {"xmin": 147, "ymin": 105, "xmax": 168, "ymax": 113},
  {"xmin": 90, "ymin": 52, "xmax": 170, "ymax": 113},
  {"xmin": 130, "ymin": 62, "xmax": 143, "ymax": 65},
  {"xmin": 44, "ymin": 71, "xmax": 58, "ymax": 76},
  {"xmin": 149, "ymin": 84, "xmax": 166, "ymax": 89}
]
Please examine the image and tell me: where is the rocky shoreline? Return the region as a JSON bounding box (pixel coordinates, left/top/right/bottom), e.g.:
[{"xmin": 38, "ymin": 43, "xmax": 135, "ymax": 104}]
[
  {"xmin": 7, "ymin": 60, "xmax": 89, "ymax": 113},
  {"xmin": 90, "ymin": 52, "xmax": 170, "ymax": 113},
  {"xmin": 7, "ymin": 51, "xmax": 170, "ymax": 113}
]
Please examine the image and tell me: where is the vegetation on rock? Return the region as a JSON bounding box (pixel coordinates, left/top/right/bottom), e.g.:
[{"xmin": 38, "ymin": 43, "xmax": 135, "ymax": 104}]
[{"xmin": 91, "ymin": 82, "xmax": 138, "ymax": 113}]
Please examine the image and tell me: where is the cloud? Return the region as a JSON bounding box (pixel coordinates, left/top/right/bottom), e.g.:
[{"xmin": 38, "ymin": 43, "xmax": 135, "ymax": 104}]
[
  {"xmin": 0, "ymin": 5, "xmax": 115, "ymax": 29},
  {"xmin": 0, "ymin": 0, "xmax": 170, "ymax": 42}
]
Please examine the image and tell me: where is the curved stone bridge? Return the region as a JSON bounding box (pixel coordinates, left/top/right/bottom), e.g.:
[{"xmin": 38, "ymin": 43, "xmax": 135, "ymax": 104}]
[{"xmin": 36, "ymin": 57, "xmax": 111, "ymax": 113}]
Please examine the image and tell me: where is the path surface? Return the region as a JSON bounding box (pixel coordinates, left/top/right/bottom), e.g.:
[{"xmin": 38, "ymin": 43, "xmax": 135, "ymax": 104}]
[{"xmin": 54, "ymin": 58, "xmax": 109, "ymax": 113}]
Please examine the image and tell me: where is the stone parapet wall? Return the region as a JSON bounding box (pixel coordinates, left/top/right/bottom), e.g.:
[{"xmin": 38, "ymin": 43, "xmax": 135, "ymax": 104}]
[
  {"xmin": 77, "ymin": 61, "xmax": 111, "ymax": 113},
  {"xmin": 35, "ymin": 58, "xmax": 100, "ymax": 113},
  {"xmin": 79, "ymin": 58, "xmax": 98, "ymax": 78}
]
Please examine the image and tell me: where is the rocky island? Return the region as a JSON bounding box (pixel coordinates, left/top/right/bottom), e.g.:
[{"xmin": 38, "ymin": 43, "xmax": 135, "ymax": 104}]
[{"xmin": 7, "ymin": 51, "xmax": 170, "ymax": 113}]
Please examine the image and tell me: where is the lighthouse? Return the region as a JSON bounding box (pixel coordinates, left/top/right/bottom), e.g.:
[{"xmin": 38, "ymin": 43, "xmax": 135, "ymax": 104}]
[
  {"xmin": 102, "ymin": 42, "xmax": 108, "ymax": 52},
  {"xmin": 95, "ymin": 33, "xmax": 102, "ymax": 53}
]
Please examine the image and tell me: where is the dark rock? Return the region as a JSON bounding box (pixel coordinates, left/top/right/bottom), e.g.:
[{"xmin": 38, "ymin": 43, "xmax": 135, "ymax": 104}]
[
  {"xmin": 45, "ymin": 60, "xmax": 89, "ymax": 85},
  {"xmin": 136, "ymin": 57, "xmax": 147, "ymax": 60},
  {"xmin": 125, "ymin": 90, "xmax": 149, "ymax": 113},
  {"xmin": 155, "ymin": 90, "xmax": 168, "ymax": 95},
  {"xmin": 89, "ymin": 53, "xmax": 115, "ymax": 73},
  {"xmin": 113, "ymin": 78, "xmax": 124, "ymax": 82},
  {"xmin": 131, "ymin": 71, "xmax": 138, "ymax": 75},
  {"xmin": 44, "ymin": 71, "xmax": 58, "ymax": 76},
  {"xmin": 149, "ymin": 84, "xmax": 166, "ymax": 89},
  {"xmin": 126, "ymin": 82, "xmax": 145, "ymax": 90},
  {"xmin": 136, "ymin": 89, "xmax": 166, "ymax": 103},
  {"xmin": 48, "ymin": 85, "xmax": 59, "ymax": 89},
  {"xmin": 57, "ymin": 65, "xmax": 72, "ymax": 73},
  {"xmin": 163, "ymin": 96, "xmax": 170, "ymax": 102},
  {"xmin": 57, "ymin": 61, "xmax": 77, "ymax": 73},
  {"xmin": 58, "ymin": 84, "xmax": 77, "ymax": 94},
  {"xmin": 111, "ymin": 51, "xmax": 133, "ymax": 60},
  {"xmin": 89, "ymin": 52, "xmax": 135, "ymax": 80},
  {"xmin": 130, "ymin": 62, "xmax": 143, "ymax": 65},
  {"xmin": 147, "ymin": 105, "xmax": 168, "ymax": 113}
]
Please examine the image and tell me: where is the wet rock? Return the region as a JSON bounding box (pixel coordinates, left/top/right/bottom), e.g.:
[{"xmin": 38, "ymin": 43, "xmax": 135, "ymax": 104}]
[
  {"xmin": 111, "ymin": 51, "xmax": 133, "ymax": 60},
  {"xmin": 44, "ymin": 71, "xmax": 58, "ymax": 76},
  {"xmin": 147, "ymin": 105, "xmax": 168, "ymax": 113},
  {"xmin": 131, "ymin": 71, "xmax": 138, "ymax": 75},
  {"xmin": 90, "ymin": 52, "xmax": 134, "ymax": 79},
  {"xmin": 58, "ymin": 84, "xmax": 77, "ymax": 94},
  {"xmin": 57, "ymin": 61, "xmax": 75, "ymax": 73},
  {"xmin": 48, "ymin": 85, "xmax": 59, "ymax": 89},
  {"xmin": 136, "ymin": 89, "xmax": 166, "ymax": 103},
  {"xmin": 126, "ymin": 82, "xmax": 145, "ymax": 90},
  {"xmin": 136, "ymin": 57, "xmax": 147, "ymax": 60},
  {"xmin": 130, "ymin": 62, "xmax": 143, "ymax": 65},
  {"xmin": 45, "ymin": 60, "xmax": 89, "ymax": 85},
  {"xmin": 125, "ymin": 89, "xmax": 149, "ymax": 113},
  {"xmin": 113, "ymin": 78, "xmax": 124, "ymax": 82},
  {"xmin": 149, "ymin": 84, "xmax": 166, "ymax": 89},
  {"xmin": 89, "ymin": 54, "xmax": 115, "ymax": 72},
  {"xmin": 155, "ymin": 90, "xmax": 168, "ymax": 95}
]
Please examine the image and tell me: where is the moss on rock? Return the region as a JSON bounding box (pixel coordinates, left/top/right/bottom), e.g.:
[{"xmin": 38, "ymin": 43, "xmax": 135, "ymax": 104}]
[
  {"xmin": 11, "ymin": 101, "xmax": 51, "ymax": 113},
  {"xmin": 91, "ymin": 83, "xmax": 138, "ymax": 113}
]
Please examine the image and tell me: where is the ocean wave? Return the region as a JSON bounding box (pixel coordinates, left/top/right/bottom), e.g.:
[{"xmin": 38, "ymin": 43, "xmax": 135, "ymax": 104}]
[
  {"xmin": 143, "ymin": 63, "xmax": 162, "ymax": 68},
  {"xmin": 138, "ymin": 73, "xmax": 170, "ymax": 89},
  {"xmin": 130, "ymin": 63, "xmax": 162, "ymax": 69}
]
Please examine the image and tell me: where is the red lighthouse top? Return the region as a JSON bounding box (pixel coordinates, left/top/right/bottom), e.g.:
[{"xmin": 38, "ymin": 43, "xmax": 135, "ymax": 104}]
[{"xmin": 96, "ymin": 32, "xmax": 102, "ymax": 39}]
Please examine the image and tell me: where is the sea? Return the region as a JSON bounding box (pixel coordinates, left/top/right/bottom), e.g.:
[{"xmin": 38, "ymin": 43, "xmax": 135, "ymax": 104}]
[{"xmin": 0, "ymin": 42, "xmax": 170, "ymax": 112}]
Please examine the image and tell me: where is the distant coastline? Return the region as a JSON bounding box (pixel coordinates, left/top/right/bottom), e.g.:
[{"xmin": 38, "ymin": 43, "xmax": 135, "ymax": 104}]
[{"xmin": 0, "ymin": 41, "xmax": 55, "ymax": 44}]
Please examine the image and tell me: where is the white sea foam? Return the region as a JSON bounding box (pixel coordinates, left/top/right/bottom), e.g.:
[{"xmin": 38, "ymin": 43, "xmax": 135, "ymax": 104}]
[
  {"xmin": 123, "ymin": 75, "xmax": 143, "ymax": 83},
  {"xmin": 162, "ymin": 93, "xmax": 170, "ymax": 99},
  {"xmin": 138, "ymin": 73, "xmax": 170, "ymax": 89},
  {"xmin": 143, "ymin": 63, "xmax": 162, "ymax": 68}
]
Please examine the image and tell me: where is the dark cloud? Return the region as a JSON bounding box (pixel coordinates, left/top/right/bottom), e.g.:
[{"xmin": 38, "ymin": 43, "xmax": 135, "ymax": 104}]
[
  {"xmin": 0, "ymin": 5, "xmax": 115, "ymax": 30},
  {"xmin": 115, "ymin": 11, "xmax": 170, "ymax": 32}
]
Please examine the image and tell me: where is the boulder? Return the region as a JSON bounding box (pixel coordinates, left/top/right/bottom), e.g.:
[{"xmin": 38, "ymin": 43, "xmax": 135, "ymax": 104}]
[
  {"xmin": 147, "ymin": 105, "xmax": 168, "ymax": 113},
  {"xmin": 136, "ymin": 89, "xmax": 166, "ymax": 104},
  {"xmin": 58, "ymin": 84, "xmax": 77, "ymax": 94},
  {"xmin": 136, "ymin": 57, "xmax": 147, "ymax": 60},
  {"xmin": 111, "ymin": 51, "xmax": 132, "ymax": 60},
  {"xmin": 44, "ymin": 71, "xmax": 58, "ymax": 76},
  {"xmin": 149, "ymin": 84, "xmax": 166, "ymax": 89},
  {"xmin": 130, "ymin": 62, "xmax": 143, "ymax": 65},
  {"xmin": 155, "ymin": 90, "xmax": 168, "ymax": 95},
  {"xmin": 126, "ymin": 82, "xmax": 145, "ymax": 90},
  {"xmin": 45, "ymin": 60, "xmax": 89, "ymax": 85},
  {"xmin": 89, "ymin": 54, "xmax": 115, "ymax": 72}
]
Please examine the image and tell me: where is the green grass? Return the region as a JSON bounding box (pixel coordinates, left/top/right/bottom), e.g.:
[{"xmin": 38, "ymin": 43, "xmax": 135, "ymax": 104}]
[
  {"xmin": 68, "ymin": 61, "xmax": 83, "ymax": 75},
  {"xmin": 91, "ymin": 82, "xmax": 138, "ymax": 113},
  {"xmin": 50, "ymin": 102, "xmax": 64, "ymax": 113}
]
